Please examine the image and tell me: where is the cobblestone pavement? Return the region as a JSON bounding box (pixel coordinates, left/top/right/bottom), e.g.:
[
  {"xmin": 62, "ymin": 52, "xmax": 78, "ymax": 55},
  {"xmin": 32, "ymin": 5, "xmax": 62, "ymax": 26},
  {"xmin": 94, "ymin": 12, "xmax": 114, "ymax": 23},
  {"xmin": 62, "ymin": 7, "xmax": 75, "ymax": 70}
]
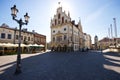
[{"xmin": 0, "ymin": 51, "xmax": 120, "ymax": 80}]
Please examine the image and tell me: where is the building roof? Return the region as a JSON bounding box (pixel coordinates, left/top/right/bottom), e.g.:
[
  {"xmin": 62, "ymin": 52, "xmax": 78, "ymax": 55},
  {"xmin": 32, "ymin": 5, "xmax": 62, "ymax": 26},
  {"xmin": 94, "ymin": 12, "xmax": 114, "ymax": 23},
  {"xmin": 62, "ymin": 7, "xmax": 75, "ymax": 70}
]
[
  {"xmin": 34, "ymin": 33, "xmax": 46, "ymax": 37},
  {"xmin": 0, "ymin": 23, "xmax": 46, "ymax": 36},
  {"xmin": 99, "ymin": 37, "xmax": 120, "ymax": 42}
]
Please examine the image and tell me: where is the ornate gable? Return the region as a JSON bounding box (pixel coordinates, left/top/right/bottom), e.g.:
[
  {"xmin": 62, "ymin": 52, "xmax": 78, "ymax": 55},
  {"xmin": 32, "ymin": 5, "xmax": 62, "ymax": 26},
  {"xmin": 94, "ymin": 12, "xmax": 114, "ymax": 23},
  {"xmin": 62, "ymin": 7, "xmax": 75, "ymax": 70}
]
[{"xmin": 51, "ymin": 4, "xmax": 71, "ymax": 27}]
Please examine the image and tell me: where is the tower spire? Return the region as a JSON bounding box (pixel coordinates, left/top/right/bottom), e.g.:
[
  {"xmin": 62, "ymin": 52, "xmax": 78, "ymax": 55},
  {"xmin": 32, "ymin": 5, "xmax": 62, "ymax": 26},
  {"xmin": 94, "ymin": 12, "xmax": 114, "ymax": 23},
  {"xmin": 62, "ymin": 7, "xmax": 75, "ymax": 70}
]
[
  {"xmin": 78, "ymin": 17, "xmax": 81, "ymax": 25},
  {"xmin": 68, "ymin": 11, "xmax": 70, "ymax": 17}
]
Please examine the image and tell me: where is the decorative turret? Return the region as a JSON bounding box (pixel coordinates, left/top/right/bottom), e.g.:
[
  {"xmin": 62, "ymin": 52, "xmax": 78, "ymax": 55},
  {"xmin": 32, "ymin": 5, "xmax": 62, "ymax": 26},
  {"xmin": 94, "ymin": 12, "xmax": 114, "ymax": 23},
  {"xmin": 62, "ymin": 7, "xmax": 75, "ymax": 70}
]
[
  {"xmin": 78, "ymin": 18, "xmax": 83, "ymax": 32},
  {"xmin": 94, "ymin": 35, "xmax": 99, "ymax": 50},
  {"xmin": 78, "ymin": 18, "xmax": 81, "ymax": 25},
  {"xmin": 50, "ymin": 2, "xmax": 71, "ymax": 26},
  {"xmin": 68, "ymin": 11, "xmax": 70, "ymax": 17},
  {"xmin": 57, "ymin": 2, "xmax": 62, "ymax": 13}
]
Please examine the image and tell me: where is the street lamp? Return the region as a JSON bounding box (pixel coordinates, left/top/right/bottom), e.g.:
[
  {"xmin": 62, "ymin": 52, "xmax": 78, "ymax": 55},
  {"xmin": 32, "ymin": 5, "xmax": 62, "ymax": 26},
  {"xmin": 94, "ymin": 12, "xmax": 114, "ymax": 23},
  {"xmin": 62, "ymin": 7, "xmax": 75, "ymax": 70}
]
[
  {"xmin": 72, "ymin": 20, "xmax": 75, "ymax": 51},
  {"xmin": 11, "ymin": 5, "xmax": 30, "ymax": 74},
  {"xmin": 13, "ymin": 27, "xmax": 17, "ymax": 44}
]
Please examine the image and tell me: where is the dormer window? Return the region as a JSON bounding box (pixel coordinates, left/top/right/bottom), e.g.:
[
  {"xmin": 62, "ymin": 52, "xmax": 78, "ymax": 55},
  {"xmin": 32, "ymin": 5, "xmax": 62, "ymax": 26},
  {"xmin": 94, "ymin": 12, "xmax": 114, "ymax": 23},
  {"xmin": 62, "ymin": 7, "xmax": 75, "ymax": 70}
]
[{"xmin": 58, "ymin": 13, "xmax": 61, "ymax": 19}]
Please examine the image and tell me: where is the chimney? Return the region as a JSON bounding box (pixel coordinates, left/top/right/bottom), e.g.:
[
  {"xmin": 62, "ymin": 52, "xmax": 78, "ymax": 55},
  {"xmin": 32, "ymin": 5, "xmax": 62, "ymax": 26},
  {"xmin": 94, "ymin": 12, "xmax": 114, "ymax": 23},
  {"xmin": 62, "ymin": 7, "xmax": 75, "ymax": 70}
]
[{"xmin": 32, "ymin": 30, "xmax": 35, "ymax": 33}]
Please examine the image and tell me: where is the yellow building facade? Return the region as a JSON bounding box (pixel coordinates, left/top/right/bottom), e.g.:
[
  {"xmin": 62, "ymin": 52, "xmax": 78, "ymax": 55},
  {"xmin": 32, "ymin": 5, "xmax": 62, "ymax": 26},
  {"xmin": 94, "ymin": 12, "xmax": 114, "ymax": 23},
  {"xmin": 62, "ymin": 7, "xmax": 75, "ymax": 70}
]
[
  {"xmin": 0, "ymin": 24, "xmax": 34, "ymax": 44},
  {"xmin": 84, "ymin": 33, "xmax": 92, "ymax": 50}
]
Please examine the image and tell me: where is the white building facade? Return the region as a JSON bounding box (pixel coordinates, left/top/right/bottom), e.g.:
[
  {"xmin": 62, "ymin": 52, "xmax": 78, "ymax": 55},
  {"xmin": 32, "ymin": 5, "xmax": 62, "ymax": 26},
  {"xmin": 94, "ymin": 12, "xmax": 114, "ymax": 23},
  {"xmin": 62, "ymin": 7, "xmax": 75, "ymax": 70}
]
[
  {"xmin": 84, "ymin": 33, "xmax": 92, "ymax": 50},
  {"xmin": 50, "ymin": 6, "xmax": 84, "ymax": 52},
  {"xmin": 0, "ymin": 23, "xmax": 34, "ymax": 44}
]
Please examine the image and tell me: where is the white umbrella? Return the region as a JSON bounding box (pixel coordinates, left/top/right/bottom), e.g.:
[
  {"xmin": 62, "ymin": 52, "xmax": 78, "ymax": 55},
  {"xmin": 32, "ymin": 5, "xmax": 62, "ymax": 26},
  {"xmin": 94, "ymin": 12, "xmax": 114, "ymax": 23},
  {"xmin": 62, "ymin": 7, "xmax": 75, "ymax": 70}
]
[
  {"xmin": 27, "ymin": 44, "xmax": 33, "ymax": 47},
  {"xmin": 33, "ymin": 44, "xmax": 39, "ymax": 47},
  {"xmin": 0, "ymin": 43, "xmax": 7, "ymax": 47},
  {"xmin": 14, "ymin": 44, "xmax": 18, "ymax": 47},
  {"xmin": 21, "ymin": 44, "xmax": 27, "ymax": 47},
  {"xmin": 39, "ymin": 44, "xmax": 44, "ymax": 47},
  {"xmin": 6, "ymin": 43, "xmax": 15, "ymax": 47},
  {"xmin": 0, "ymin": 43, "xmax": 14, "ymax": 47}
]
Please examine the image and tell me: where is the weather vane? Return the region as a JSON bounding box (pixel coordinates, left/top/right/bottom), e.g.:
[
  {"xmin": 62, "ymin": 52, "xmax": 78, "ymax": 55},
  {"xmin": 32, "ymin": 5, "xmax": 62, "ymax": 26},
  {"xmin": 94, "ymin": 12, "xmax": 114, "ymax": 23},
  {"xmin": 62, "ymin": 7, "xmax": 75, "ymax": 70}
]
[{"xmin": 58, "ymin": 2, "xmax": 61, "ymax": 7}]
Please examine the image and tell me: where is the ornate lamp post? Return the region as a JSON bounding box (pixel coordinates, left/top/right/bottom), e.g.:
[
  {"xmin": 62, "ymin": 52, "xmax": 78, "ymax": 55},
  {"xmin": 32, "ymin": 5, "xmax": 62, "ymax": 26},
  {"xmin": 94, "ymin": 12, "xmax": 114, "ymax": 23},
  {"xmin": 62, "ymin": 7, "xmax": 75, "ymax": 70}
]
[
  {"xmin": 13, "ymin": 27, "xmax": 17, "ymax": 44},
  {"xmin": 11, "ymin": 5, "xmax": 30, "ymax": 74},
  {"xmin": 72, "ymin": 21, "xmax": 74, "ymax": 51}
]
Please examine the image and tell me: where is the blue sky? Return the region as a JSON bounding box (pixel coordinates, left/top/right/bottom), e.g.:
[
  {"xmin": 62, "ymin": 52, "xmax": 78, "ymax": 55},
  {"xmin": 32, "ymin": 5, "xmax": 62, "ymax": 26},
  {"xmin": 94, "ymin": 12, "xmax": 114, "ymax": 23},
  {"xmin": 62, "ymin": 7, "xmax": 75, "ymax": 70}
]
[{"xmin": 0, "ymin": 0, "xmax": 120, "ymax": 43}]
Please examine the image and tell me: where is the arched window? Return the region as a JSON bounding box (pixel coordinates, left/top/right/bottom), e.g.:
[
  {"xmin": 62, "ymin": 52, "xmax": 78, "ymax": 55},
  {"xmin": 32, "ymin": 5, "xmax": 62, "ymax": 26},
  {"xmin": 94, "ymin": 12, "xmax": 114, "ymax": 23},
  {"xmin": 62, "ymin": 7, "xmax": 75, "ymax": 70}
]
[
  {"xmin": 62, "ymin": 17, "xmax": 64, "ymax": 23},
  {"xmin": 58, "ymin": 13, "xmax": 61, "ymax": 19},
  {"xmin": 55, "ymin": 19, "xmax": 57, "ymax": 25},
  {"xmin": 58, "ymin": 21, "xmax": 60, "ymax": 24},
  {"xmin": 64, "ymin": 35, "xmax": 67, "ymax": 40},
  {"xmin": 65, "ymin": 20, "xmax": 67, "ymax": 23},
  {"xmin": 53, "ymin": 37, "xmax": 55, "ymax": 42}
]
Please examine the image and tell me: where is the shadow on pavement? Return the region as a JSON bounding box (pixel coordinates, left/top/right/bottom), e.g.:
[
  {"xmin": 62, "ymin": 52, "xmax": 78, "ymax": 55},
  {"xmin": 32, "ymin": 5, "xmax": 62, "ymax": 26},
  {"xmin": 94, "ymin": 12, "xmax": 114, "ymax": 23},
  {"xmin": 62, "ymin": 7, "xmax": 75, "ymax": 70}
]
[
  {"xmin": 0, "ymin": 61, "xmax": 16, "ymax": 69},
  {"xmin": 103, "ymin": 52, "xmax": 120, "ymax": 57},
  {"xmin": 0, "ymin": 51, "xmax": 120, "ymax": 80}
]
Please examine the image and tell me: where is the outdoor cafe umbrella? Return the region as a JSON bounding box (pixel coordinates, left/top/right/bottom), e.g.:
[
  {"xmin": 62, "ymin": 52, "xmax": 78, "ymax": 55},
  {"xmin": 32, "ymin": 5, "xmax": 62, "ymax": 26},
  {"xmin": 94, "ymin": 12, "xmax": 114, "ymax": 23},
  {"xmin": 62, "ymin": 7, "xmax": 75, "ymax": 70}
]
[
  {"xmin": 0, "ymin": 43, "xmax": 17, "ymax": 47},
  {"xmin": 39, "ymin": 44, "xmax": 44, "ymax": 47},
  {"xmin": 0, "ymin": 43, "xmax": 17, "ymax": 54}
]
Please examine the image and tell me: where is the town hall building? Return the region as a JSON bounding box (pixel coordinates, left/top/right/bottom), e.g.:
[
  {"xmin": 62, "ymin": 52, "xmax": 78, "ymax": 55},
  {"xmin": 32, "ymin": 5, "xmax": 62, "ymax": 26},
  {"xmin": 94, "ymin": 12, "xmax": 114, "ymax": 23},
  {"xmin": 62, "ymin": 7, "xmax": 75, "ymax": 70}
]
[{"xmin": 50, "ymin": 4, "xmax": 86, "ymax": 52}]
